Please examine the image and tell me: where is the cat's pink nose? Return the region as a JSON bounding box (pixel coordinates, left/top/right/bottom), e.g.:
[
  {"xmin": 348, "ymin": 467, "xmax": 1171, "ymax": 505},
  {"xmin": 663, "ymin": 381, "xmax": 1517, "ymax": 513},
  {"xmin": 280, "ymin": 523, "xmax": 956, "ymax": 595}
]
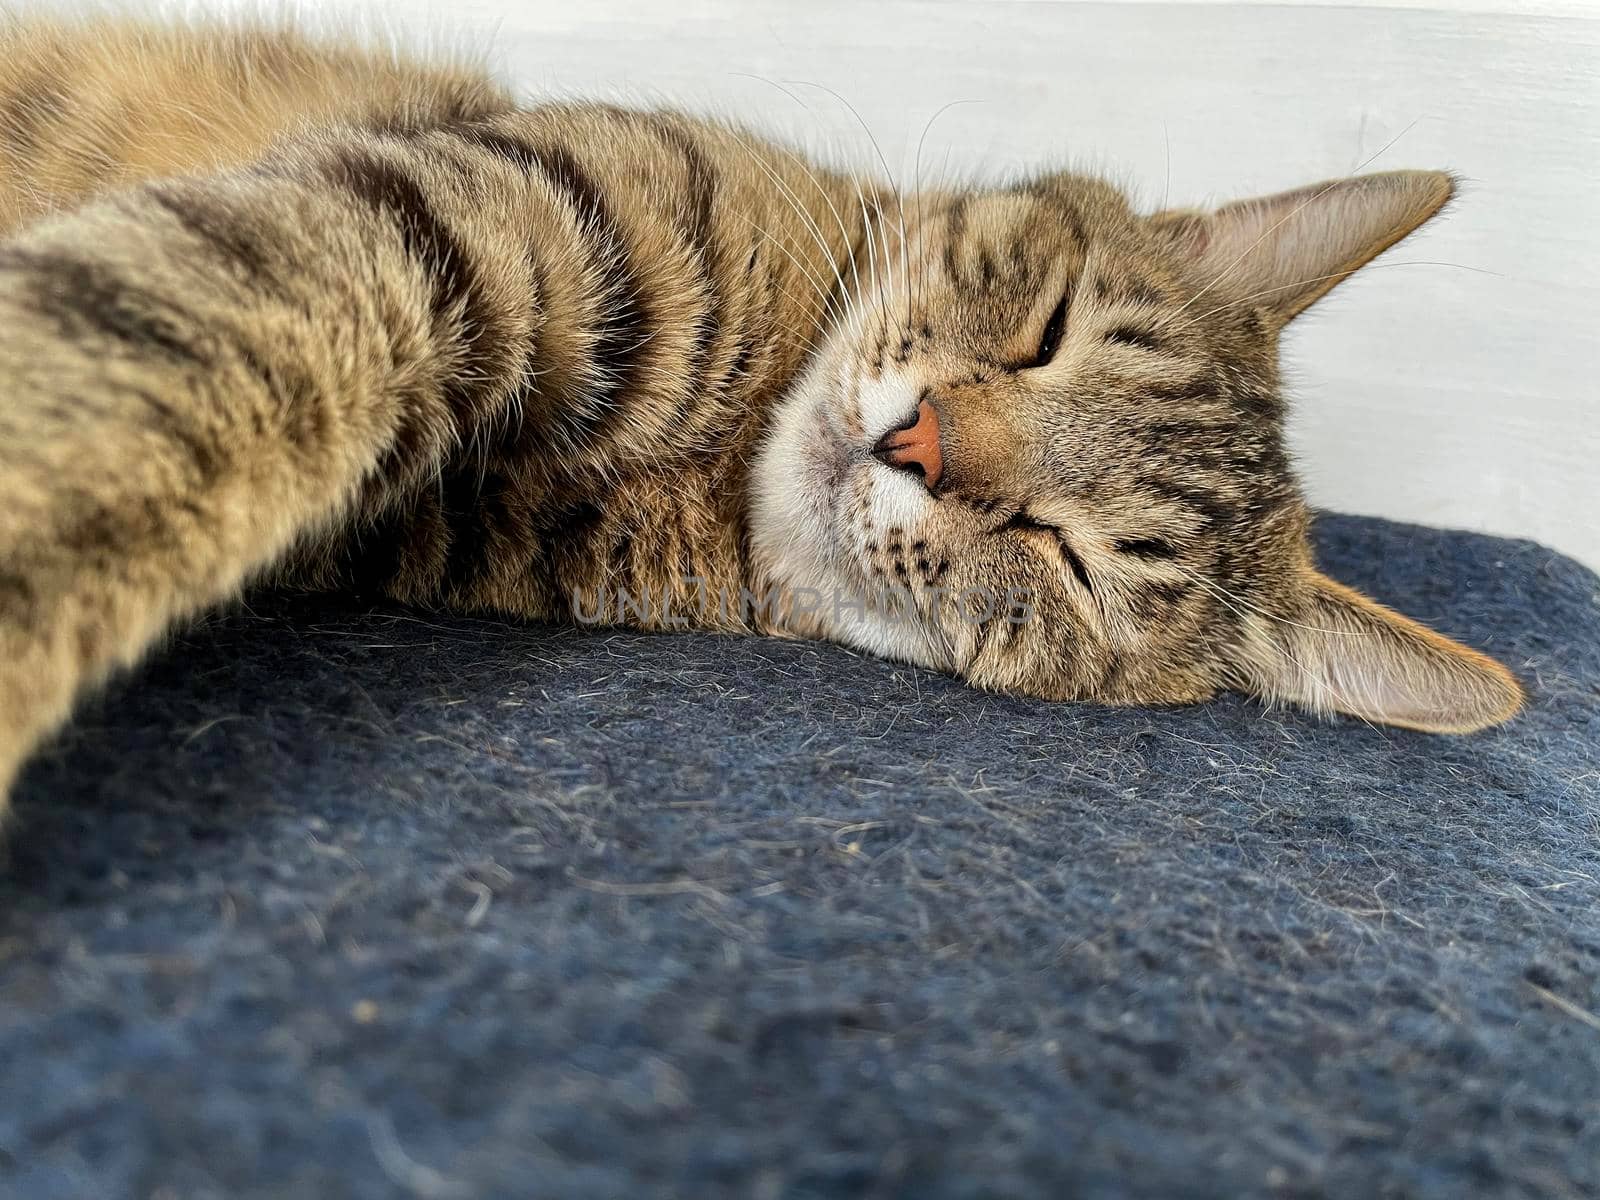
[{"xmin": 872, "ymin": 400, "xmax": 943, "ymax": 490}]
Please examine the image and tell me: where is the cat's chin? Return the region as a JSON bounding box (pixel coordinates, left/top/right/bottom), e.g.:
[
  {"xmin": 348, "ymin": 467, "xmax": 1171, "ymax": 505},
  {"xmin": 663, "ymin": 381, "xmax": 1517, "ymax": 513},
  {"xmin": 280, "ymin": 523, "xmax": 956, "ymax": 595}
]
[
  {"xmin": 757, "ymin": 574, "xmax": 955, "ymax": 676},
  {"xmin": 749, "ymin": 390, "xmax": 929, "ymax": 670},
  {"xmin": 750, "ymin": 374, "xmax": 849, "ymax": 553}
]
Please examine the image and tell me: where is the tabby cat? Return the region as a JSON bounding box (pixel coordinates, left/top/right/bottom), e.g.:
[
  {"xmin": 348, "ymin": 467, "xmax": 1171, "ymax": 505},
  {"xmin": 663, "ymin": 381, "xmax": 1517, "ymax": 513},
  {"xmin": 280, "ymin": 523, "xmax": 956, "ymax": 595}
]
[{"xmin": 0, "ymin": 18, "xmax": 1523, "ymax": 808}]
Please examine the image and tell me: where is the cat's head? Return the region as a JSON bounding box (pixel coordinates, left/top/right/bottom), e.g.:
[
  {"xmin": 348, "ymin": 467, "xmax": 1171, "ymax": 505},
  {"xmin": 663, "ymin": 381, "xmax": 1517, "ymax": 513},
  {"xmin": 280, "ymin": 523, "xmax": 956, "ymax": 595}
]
[{"xmin": 750, "ymin": 168, "xmax": 1523, "ymax": 732}]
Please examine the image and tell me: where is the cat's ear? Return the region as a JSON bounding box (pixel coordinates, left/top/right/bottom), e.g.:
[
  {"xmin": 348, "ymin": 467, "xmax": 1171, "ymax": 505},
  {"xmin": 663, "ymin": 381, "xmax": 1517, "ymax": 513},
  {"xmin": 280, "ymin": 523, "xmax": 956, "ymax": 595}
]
[
  {"xmin": 1238, "ymin": 571, "xmax": 1523, "ymax": 733},
  {"xmin": 1151, "ymin": 170, "xmax": 1456, "ymax": 327}
]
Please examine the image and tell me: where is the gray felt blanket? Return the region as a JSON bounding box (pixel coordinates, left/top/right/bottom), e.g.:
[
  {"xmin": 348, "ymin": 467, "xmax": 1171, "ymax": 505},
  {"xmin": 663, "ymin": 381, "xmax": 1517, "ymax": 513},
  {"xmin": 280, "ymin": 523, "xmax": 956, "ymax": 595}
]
[{"xmin": 2, "ymin": 512, "xmax": 1597, "ymax": 1199}]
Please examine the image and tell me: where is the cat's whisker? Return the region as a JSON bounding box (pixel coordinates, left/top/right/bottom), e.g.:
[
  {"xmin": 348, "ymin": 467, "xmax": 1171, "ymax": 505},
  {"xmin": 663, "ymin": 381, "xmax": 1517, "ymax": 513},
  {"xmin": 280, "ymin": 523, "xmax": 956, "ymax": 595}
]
[
  {"xmin": 764, "ymin": 143, "xmax": 870, "ymax": 333},
  {"xmin": 1159, "ymin": 120, "xmax": 1172, "ymax": 215},
  {"xmin": 913, "ymin": 99, "xmax": 984, "ymax": 315},
  {"xmin": 790, "ymin": 179, "xmax": 866, "ymax": 328},
  {"xmin": 720, "ymin": 126, "xmax": 860, "ymax": 333},
  {"xmin": 725, "ymin": 210, "xmax": 835, "ymax": 311},
  {"xmin": 730, "ymin": 226, "xmax": 833, "ymax": 308},
  {"xmin": 729, "ymin": 72, "xmax": 870, "ymax": 334},
  {"xmin": 724, "ymin": 75, "xmax": 869, "ymax": 332},
  {"xmin": 791, "ymin": 80, "xmax": 911, "ymax": 331},
  {"xmin": 848, "ymin": 170, "xmax": 889, "ymax": 323},
  {"xmin": 864, "ymin": 183, "xmax": 894, "ymax": 322}
]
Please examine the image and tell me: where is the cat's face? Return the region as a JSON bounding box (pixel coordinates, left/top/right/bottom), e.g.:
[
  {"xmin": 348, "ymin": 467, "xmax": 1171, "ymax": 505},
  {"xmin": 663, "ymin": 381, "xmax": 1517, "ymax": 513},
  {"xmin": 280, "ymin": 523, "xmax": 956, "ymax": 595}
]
[{"xmin": 751, "ymin": 168, "xmax": 1525, "ymax": 733}]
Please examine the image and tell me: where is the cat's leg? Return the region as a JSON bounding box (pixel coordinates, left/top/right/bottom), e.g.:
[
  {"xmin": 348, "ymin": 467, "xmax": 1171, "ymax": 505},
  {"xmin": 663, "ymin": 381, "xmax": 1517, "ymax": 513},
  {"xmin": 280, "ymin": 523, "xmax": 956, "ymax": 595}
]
[{"xmin": 0, "ymin": 134, "xmax": 539, "ymax": 805}]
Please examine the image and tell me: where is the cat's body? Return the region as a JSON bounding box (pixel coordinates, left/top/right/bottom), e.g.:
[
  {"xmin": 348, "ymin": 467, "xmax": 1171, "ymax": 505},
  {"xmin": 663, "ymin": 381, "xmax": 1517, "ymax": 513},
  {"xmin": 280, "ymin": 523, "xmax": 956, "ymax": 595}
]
[
  {"xmin": 0, "ymin": 19, "xmax": 841, "ymax": 622},
  {"xmin": 0, "ymin": 17, "xmax": 1522, "ymax": 806}
]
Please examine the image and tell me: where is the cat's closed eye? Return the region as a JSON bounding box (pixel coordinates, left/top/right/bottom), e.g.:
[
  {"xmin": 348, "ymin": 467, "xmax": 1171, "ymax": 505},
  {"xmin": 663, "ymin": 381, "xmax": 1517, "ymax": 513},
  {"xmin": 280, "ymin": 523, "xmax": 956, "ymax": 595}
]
[
  {"xmin": 1029, "ymin": 293, "xmax": 1070, "ymax": 367},
  {"xmin": 998, "ymin": 511, "xmax": 1095, "ymax": 594},
  {"xmin": 1112, "ymin": 537, "xmax": 1178, "ymax": 559}
]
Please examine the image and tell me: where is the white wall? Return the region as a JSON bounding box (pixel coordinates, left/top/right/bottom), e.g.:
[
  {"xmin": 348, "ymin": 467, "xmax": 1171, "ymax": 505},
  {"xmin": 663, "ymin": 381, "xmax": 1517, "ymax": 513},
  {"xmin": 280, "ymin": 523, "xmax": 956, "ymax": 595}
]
[{"xmin": 149, "ymin": 1, "xmax": 1600, "ymax": 567}]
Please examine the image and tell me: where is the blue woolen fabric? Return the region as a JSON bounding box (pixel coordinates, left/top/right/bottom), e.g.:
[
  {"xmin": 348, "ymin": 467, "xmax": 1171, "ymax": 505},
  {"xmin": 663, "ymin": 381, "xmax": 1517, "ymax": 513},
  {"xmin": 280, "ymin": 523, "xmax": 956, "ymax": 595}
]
[{"xmin": 3, "ymin": 512, "xmax": 1596, "ymax": 1198}]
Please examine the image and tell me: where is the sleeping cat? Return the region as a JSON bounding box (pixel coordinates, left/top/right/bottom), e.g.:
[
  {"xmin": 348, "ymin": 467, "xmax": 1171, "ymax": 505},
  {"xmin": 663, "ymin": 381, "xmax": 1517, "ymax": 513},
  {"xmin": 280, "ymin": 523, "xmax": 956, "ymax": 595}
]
[{"xmin": 0, "ymin": 17, "xmax": 1523, "ymax": 807}]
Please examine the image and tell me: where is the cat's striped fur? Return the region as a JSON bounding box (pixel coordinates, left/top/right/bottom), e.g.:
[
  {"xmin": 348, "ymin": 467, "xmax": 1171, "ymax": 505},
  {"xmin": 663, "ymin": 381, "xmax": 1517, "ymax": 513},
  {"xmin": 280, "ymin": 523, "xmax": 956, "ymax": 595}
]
[{"xmin": 0, "ymin": 17, "xmax": 1523, "ymax": 806}]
